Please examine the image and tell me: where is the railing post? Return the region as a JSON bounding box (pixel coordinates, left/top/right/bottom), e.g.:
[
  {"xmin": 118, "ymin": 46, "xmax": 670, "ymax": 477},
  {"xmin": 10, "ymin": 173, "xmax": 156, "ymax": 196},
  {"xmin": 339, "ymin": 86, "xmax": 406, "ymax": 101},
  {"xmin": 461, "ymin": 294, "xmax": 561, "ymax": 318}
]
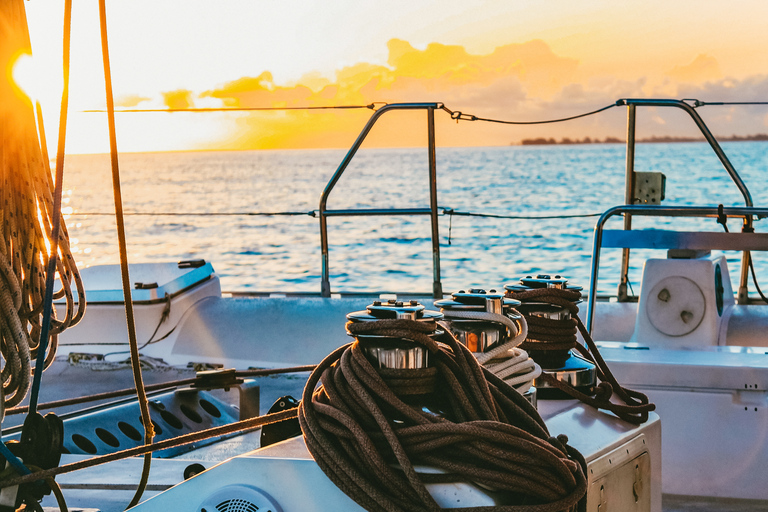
[
  {"xmin": 427, "ymin": 107, "xmax": 443, "ymax": 298},
  {"xmin": 618, "ymin": 104, "xmax": 636, "ymax": 302}
]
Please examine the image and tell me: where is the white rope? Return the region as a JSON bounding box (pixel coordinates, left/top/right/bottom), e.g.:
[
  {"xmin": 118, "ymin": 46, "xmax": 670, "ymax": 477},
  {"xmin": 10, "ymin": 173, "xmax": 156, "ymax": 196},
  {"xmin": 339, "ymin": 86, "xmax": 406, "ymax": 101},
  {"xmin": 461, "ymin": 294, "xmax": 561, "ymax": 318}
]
[{"xmin": 440, "ymin": 309, "xmax": 540, "ymax": 393}]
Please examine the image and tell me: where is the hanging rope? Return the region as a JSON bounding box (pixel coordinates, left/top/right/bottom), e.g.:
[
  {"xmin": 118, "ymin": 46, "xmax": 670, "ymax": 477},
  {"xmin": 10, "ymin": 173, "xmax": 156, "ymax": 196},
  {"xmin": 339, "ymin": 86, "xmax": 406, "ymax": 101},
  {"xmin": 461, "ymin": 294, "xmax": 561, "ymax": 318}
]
[
  {"xmin": 505, "ymin": 287, "xmax": 655, "ymax": 424},
  {"xmin": 97, "ymin": 0, "xmax": 154, "ymax": 507},
  {"xmin": 0, "ymin": 0, "xmax": 85, "ymax": 410},
  {"xmin": 299, "ymin": 318, "xmax": 587, "ymax": 512}
]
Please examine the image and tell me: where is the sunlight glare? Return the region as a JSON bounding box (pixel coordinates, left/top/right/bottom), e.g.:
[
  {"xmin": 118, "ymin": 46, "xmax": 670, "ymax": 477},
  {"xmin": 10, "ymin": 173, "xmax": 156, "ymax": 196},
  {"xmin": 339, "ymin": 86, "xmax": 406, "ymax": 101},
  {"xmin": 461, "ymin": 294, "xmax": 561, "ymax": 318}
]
[{"xmin": 11, "ymin": 53, "xmax": 37, "ymax": 102}]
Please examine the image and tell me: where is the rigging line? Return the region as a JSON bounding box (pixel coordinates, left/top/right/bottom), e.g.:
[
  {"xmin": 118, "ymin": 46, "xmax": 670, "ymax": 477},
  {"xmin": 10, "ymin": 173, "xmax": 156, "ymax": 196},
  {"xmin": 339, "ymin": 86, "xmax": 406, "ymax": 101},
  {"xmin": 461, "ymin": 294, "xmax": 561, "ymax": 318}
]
[
  {"xmin": 5, "ymin": 365, "xmax": 315, "ymax": 416},
  {"xmin": 440, "ymin": 101, "xmax": 621, "ymax": 125},
  {"xmin": 82, "ymin": 103, "xmax": 382, "ymax": 113},
  {"xmin": 69, "ymin": 211, "xmax": 316, "ymax": 217},
  {"xmin": 69, "ymin": 210, "xmax": 600, "ymax": 220},
  {"xmin": 97, "ymin": 0, "xmax": 153, "ymax": 508},
  {"xmin": 690, "ymin": 100, "xmax": 768, "ymax": 107},
  {"xmin": 0, "ymin": 409, "xmax": 299, "ymax": 491},
  {"xmin": 442, "ymin": 209, "xmax": 602, "ymax": 220},
  {"xmin": 29, "ymin": 0, "xmax": 72, "ymax": 417}
]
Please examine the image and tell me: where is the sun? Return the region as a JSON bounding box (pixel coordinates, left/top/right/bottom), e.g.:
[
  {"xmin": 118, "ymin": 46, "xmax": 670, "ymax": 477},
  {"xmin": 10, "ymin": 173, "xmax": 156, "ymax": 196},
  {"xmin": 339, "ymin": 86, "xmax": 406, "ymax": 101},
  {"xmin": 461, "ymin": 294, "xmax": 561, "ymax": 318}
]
[{"xmin": 10, "ymin": 52, "xmax": 37, "ymax": 103}]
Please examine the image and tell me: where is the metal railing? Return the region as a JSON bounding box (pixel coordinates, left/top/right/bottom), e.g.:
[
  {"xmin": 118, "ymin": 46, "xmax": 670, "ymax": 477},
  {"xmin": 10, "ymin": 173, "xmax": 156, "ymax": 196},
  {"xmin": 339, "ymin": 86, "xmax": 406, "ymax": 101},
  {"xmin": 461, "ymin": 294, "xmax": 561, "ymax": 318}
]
[
  {"xmin": 617, "ymin": 99, "xmax": 754, "ymax": 303},
  {"xmin": 319, "ymin": 103, "xmax": 443, "ymax": 298},
  {"xmin": 587, "ymin": 205, "xmax": 768, "ymax": 333}
]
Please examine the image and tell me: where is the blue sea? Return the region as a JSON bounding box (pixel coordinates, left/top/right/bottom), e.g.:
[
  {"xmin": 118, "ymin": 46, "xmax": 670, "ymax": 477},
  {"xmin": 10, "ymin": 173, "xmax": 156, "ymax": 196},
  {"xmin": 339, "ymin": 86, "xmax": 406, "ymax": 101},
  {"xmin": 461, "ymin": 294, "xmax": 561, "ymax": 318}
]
[{"xmin": 61, "ymin": 142, "xmax": 768, "ymax": 296}]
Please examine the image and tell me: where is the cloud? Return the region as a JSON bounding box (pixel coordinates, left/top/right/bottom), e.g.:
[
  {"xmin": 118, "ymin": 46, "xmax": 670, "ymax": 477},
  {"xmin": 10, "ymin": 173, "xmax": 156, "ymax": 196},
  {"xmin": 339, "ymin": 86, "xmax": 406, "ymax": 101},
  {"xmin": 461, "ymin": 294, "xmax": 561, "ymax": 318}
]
[
  {"xmin": 117, "ymin": 94, "xmax": 152, "ymax": 108},
  {"xmin": 668, "ymin": 54, "xmax": 722, "ymax": 84},
  {"xmin": 162, "ymin": 89, "xmax": 194, "ymax": 109},
  {"xmin": 139, "ymin": 39, "xmax": 768, "ymax": 150}
]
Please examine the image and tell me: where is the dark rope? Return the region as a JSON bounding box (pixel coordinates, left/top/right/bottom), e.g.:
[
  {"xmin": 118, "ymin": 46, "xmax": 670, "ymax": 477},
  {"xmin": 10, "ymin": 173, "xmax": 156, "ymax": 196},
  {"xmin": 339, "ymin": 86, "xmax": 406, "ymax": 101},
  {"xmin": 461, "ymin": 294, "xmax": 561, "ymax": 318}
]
[
  {"xmin": 298, "ymin": 318, "xmax": 587, "ymax": 512},
  {"xmin": 506, "ymin": 288, "xmax": 654, "ymax": 425}
]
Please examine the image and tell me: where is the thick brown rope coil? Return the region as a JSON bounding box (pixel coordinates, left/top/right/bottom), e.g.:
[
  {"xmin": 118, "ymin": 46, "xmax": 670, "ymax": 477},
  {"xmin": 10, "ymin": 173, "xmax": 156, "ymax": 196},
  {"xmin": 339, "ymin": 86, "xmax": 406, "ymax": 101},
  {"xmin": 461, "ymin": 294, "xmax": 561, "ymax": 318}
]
[
  {"xmin": 298, "ymin": 318, "xmax": 587, "ymax": 512},
  {"xmin": 506, "ymin": 288, "xmax": 655, "ymax": 424}
]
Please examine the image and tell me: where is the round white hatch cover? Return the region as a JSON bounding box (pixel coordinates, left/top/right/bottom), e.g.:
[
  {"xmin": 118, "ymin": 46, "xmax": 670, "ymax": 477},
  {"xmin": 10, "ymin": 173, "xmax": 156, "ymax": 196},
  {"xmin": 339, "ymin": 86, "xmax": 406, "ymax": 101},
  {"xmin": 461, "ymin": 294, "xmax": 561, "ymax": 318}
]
[{"xmin": 646, "ymin": 276, "xmax": 706, "ymax": 336}]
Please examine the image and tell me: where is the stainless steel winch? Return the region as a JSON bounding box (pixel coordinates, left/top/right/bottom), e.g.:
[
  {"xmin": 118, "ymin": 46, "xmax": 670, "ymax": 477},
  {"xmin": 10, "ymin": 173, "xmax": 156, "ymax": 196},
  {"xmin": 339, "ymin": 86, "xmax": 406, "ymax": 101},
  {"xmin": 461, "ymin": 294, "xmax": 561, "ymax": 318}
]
[
  {"xmin": 345, "ymin": 299, "xmax": 443, "ymax": 370},
  {"xmin": 434, "ymin": 289, "xmax": 537, "ymax": 406},
  {"xmin": 433, "ymin": 289, "xmax": 522, "ymax": 352},
  {"xmin": 505, "ymin": 275, "xmax": 596, "ymax": 397}
]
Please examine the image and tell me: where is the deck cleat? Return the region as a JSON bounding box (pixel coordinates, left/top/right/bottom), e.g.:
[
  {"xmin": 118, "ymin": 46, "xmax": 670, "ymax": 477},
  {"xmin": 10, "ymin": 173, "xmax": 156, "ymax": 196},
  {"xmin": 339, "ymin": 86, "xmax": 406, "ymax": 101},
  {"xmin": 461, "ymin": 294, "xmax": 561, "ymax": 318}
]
[{"xmin": 505, "ymin": 275, "xmax": 596, "ymax": 399}]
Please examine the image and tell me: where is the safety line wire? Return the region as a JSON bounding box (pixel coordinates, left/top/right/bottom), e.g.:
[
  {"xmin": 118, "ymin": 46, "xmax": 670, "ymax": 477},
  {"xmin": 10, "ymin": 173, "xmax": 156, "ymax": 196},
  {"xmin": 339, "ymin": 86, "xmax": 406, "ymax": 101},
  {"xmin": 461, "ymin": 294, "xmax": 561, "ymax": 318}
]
[
  {"xmin": 82, "ymin": 104, "xmax": 381, "ymax": 113},
  {"xmin": 440, "ymin": 101, "xmax": 621, "ymax": 125},
  {"xmin": 66, "ymin": 209, "xmax": 603, "ymax": 220},
  {"xmin": 689, "ymin": 100, "xmax": 768, "ymax": 107},
  {"xmin": 28, "ymin": 0, "xmax": 72, "ymax": 418}
]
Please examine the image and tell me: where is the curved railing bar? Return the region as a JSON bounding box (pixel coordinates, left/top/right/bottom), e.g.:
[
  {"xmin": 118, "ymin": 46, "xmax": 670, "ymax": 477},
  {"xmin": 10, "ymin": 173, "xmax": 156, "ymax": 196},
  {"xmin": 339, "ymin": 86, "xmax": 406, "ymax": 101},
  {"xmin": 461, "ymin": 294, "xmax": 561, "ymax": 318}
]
[
  {"xmin": 618, "ymin": 99, "xmax": 753, "ymax": 209},
  {"xmin": 617, "ymin": 99, "xmax": 755, "ymax": 302},
  {"xmin": 587, "ymin": 204, "xmax": 768, "ymax": 333},
  {"xmin": 319, "ymin": 103, "xmax": 443, "ymax": 297}
]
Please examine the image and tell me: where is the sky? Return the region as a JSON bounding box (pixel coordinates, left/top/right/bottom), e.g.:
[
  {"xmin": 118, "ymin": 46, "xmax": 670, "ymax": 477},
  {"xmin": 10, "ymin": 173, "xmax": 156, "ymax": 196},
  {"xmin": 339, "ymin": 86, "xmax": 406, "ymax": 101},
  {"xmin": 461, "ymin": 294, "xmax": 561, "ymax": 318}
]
[{"xmin": 13, "ymin": 0, "xmax": 768, "ymax": 153}]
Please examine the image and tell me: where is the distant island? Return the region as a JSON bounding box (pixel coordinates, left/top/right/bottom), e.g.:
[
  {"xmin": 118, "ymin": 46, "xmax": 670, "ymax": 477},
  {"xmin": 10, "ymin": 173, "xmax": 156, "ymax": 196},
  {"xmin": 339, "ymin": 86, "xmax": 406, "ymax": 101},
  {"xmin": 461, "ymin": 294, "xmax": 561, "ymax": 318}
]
[{"xmin": 518, "ymin": 134, "xmax": 768, "ymax": 145}]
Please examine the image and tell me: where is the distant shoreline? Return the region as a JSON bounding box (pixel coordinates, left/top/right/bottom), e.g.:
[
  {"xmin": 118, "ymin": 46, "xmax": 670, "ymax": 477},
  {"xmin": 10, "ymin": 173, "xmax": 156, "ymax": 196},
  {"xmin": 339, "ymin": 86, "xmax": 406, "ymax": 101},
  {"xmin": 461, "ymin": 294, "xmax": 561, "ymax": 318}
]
[{"xmin": 518, "ymin": 134, "xmax": 768, "ymax": 145}]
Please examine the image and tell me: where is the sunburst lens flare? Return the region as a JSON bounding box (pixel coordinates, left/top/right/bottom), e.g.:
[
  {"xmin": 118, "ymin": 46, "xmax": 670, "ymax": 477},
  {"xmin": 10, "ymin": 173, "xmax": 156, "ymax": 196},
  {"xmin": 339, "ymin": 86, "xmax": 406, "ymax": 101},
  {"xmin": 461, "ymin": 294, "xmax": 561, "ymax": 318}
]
[{"xmin": 10, "ymin": 52, "xmax": 37, "ymax": 102}]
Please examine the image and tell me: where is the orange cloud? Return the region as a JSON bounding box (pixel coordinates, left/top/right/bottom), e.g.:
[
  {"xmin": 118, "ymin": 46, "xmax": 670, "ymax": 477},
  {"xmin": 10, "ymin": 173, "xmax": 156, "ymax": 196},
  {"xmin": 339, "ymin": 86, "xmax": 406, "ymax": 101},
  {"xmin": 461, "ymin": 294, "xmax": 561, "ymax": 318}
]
[
  {"xmin": 668, "ymin": 54, "xmax": 722, "ymax": 84},
  {"xmin": 117, "ymin": 94, "xmax": 151, "ymax": 108},
  {"xmin": 195, "ymin": 38, "xmax": 587, "ymax": 149},
  {"xmin": 162, "ymin": 89, "xmax": 194, "ymax": 109},
  {"xmin": 140, "ymin": 39, "xmax": 768, "ymax": 151}
]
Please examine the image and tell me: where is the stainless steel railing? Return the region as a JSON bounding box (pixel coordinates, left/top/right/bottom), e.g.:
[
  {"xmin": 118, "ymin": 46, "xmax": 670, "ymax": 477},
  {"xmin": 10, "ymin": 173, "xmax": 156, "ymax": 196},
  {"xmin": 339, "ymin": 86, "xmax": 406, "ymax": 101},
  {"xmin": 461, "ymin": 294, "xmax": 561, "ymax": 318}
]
[
  {"xmin": 587, "ymin": 205, "xmax": 768, "ymax": 333},
  {"xmin": 319, "ymin": 103, "xmax": 443, "ymax": 298},
  {"xmin": 617, "ymin": 99, "xmax": 754, "ymax": 303}
]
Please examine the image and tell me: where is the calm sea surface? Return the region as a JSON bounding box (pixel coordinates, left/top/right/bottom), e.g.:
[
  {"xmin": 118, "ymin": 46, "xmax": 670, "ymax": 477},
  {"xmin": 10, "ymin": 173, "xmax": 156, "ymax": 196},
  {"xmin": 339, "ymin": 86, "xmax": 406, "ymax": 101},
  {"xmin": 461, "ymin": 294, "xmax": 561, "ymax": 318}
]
[{"xmin": 61, "ymin": 142, "xmax": 768, "ymax": 296}]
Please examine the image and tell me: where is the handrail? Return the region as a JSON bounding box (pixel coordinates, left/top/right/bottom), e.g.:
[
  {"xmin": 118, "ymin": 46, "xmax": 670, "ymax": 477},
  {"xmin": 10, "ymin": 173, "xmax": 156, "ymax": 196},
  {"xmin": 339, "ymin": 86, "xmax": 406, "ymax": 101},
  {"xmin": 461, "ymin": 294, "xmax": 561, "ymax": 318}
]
[
  {"xmin": 319, "ymin": 103, "xmax": 444, "ymax": 297},
  {"xmin": 617, "ymin": 99, "xmax": 754, "ymax": 303},
  {"xmin": 587, "ymin": 205, "xmax": 768, "ymax": 333}
]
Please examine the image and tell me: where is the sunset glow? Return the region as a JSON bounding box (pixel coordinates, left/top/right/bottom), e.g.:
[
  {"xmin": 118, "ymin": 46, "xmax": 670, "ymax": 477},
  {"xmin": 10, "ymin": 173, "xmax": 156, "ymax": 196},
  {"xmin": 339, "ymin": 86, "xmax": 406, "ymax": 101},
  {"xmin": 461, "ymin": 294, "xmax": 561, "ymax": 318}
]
[{"xmin": 18, "ymin": 0, "xmax": 768, "ymax": 154}]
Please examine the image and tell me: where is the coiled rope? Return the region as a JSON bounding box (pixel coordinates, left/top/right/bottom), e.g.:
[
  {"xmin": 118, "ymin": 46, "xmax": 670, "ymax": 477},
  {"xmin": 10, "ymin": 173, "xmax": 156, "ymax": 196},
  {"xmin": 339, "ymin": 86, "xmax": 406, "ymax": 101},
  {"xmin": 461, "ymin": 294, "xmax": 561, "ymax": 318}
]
[
  {"xmin": 0, "ymin": 0, "xmax": 84, "ymax": 409},
  {"xmin": 298, "ymin": 318, "xmax": 586, "ymax": 512},
  {"xmin": 438, "ymin": 310, "xmax": 541, "ymax": 393},
  {"xmin": 505, "ymin": 288, "xmax": 654, "ymax": 424}
]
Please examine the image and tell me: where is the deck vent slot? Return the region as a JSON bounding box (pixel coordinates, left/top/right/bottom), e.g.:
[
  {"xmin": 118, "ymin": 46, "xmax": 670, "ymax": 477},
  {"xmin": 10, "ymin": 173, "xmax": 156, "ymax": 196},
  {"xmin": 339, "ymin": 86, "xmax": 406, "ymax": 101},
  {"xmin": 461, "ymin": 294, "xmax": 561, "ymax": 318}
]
[{"xmin": 215, "ymin": 498, "xmax": 259, "ymax": 512}]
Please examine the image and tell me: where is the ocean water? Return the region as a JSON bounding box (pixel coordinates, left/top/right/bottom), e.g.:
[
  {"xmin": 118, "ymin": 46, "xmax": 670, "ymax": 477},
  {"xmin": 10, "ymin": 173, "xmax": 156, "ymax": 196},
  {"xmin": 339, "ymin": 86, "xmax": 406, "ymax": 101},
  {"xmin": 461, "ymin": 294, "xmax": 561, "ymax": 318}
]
[{"xmin": 61, "ymin": 142, "xmax": 768, "ymax": 296}]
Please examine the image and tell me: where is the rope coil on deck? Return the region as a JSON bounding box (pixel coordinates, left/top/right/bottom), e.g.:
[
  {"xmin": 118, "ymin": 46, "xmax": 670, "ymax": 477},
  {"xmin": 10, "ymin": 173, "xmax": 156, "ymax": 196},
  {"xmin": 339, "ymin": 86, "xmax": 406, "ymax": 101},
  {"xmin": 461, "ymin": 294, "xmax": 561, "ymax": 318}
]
[
  {"xmin": 506, "ymin": 288, "xmax": 655, "ymax": 424},
  {"xmin": 298, "ymin": 318, "xmax": 587, "ymax": 512}
]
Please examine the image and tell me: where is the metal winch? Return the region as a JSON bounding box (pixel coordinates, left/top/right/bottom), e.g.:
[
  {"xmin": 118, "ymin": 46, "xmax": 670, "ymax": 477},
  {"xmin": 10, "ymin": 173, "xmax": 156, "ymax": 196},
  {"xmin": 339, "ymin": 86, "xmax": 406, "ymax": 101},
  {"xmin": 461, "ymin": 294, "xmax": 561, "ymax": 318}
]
[
  {"xmin": 505, "ymin": 275, "xmax": 596, "ymax": 397},
  {"xmin": 433, "ymin": 289, "xmax": 522, "ymax": 352},
  {"xmin": 345, "ymin": 299, "xmax": 443, "ymax": 370},
  {"xmin": 435, "ymin": 289, "xmax": 537, "ymax": 406}
]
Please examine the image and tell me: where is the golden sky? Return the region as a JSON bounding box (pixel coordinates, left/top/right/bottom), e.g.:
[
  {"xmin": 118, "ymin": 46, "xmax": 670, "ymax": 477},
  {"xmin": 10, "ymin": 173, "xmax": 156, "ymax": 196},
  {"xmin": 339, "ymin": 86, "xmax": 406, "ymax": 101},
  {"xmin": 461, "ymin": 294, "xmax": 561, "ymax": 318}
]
[{"xmin": 15, "ymin": 0, "xmax": 768, "ymax": 153}]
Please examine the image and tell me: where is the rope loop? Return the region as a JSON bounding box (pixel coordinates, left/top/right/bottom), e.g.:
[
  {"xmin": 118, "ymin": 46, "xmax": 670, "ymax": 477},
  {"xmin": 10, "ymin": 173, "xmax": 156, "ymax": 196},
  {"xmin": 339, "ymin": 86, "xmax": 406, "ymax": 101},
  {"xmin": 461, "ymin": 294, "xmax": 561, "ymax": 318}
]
[
  {"xmin": 299, "ymin": 318, "xmax": 587, "ymax": 512},
  {"xmin": 507, "ymin": 287, "xmax": 655, "ymax": 424}
]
